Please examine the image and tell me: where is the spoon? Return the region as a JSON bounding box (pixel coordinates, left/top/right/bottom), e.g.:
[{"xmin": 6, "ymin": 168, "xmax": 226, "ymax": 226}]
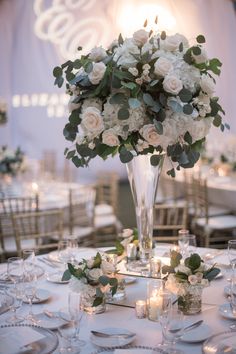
[
  {"xmin": 91, "ymin": 330, "xmax": 135, "ymax": 338},
  {"xmin": 170, "ymin": 319, "xmax": 203, "ymax": 333}
]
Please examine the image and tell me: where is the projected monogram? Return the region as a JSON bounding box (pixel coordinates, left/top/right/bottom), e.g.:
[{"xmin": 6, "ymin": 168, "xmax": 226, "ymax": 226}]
[{"xmin": 34, "ymin": 0, "xmax": 111, "ymax": 60}]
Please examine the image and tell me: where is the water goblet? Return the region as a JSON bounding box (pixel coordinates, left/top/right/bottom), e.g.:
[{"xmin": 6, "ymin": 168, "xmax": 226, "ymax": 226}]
[
  {"xmin": 68, "ymin": 291, "xmax": 85, "ymax": 347},
  {"xmin": 23, "ymin": 272, "xmax": 38, "ymax": 323},
  {"xmin": 22, "ymin": 249, "xmax": 36, "ymax": 274},
  {"xmin": 228, "ymin": 240, "xmax": 236, "ymax": 274},
  {"xmin": 6, "ymin": 282, "xmax": 24, "ymax": 324},
  {"xmin": 7, "ymin": 257, "xmax": 24, "ymax": 286},
  {"xmin": 230, "ymin": 275, "xmax": 236, "ymax": 316}
]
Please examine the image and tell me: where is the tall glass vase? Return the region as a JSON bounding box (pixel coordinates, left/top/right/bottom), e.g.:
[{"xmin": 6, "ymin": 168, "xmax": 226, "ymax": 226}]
[{"xmin": 126, "ymin": 154, "xmax": 165, "ymax": 268}]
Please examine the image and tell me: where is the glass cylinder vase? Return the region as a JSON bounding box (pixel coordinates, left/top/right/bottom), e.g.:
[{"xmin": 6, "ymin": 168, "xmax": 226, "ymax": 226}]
[
  {"xmin": 126, "ymin": 154, "xmax": 165, "ymax": 268},
  {"xmin": 177, "ymin": 284, "xmax": 203, "ymax": 315}
]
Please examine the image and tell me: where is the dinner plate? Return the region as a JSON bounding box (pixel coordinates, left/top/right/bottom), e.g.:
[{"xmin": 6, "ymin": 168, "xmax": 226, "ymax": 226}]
[
  {"xmin": 33, "ymin": 311, "xmax": 68, "ymax": 330},
  {"xmin": 91, "ymin": 345, "xmax": 168, "ymax": 354},
  {"xmin": 90, "ymin": 328, "xmax": 136, "ymax": 348},
  {"xmin": 203, "ymin": 330, "xmax": 236, "ymax": 353},
  {"xmin": 219, "ymin": 303, "xmax": 236, "ymax": 319},
  {"xmin": 181, "ymin": 323, "xmax": 212, "ymax": 343},
  {"xmin": 46, "ymin": 272, "xmax": 69, "ymax": 284},
  {"xmin": 23, "ymin": 289, "xmax": 51, "ymax": 304},
  {"xmin": 0, "ymin": 323, "xmax": 58, "ymax": 354}
]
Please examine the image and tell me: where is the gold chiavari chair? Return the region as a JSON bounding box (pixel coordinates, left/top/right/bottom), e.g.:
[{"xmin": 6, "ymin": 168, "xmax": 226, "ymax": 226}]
[
  {"xmin": 153, "ymin": 203, "xmax": 188, "ymax": 243},
  {"xmin": 12, "ymin": 209, "xmax": 63, "ymax": 257},
  {"xmin": 40, "ymin": 150, "xmax": 57, "ymax": 180},
  {"xmin": 192, "ymin": 176, "xmax": 236, "ymax": 248},
  {"xmin": 0, "ymin": 195, "xmax": 39, "ymax": 259}
]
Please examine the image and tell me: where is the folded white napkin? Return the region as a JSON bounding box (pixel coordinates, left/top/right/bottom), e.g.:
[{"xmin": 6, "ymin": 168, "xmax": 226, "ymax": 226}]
[{"xmin": 114, "ymin": 349, "xmax": 154, "ymax": 354}]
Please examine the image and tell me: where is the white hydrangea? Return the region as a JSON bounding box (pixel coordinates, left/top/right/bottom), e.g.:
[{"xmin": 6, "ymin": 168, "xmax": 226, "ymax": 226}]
[
  {"xmin": 163, "ymin": 33, "xmax": 189, "ymax": 52},
  {"xmin": 88, "ymin": 62, "xmax": 106, "ymax": 85},
  {"xmin": 89, "ymin": 46, "xmax": 107, "ymax": 62},
  {"xmin": 81, "ymin": 98, "xmax": 103, "ymax": 112},
  {"xmin": 187, "ymin": 117, "xmax": 212, "ymax": 143},
  {"xmin": 113, "ymin": 38, "xmax": 139, "ymax": 68}
]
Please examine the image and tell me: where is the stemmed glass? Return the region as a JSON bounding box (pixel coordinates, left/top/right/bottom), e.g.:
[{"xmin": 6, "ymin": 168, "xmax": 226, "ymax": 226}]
[
  {"xmin": 7, "ymin": 257, "xmax": 24, "ymax": 323},
  {"xmin": 178, "ymin": 234, "xmax": 197, "ymax": 257},
  {"xmin": 23, "ymin": 272, "xmax": 38, "ymax": 323},
  {"xmin": 22, "ymin": 249, "xmax": 36, "ymax": 273},
  {"xmin": 228, "ymin": 240, "xmax": 236, "ymax": 274},
  {"xmin": 58, "ymin": 292, "xmax": 85, "ymax": 353}
]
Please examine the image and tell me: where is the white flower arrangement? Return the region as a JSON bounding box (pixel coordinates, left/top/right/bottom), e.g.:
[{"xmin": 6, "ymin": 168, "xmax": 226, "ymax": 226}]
[
  {"xmin": 0, "ymin": 146, "xmax": 26, "ymax": 176},
  {"xmin": 0, "ymin": 97, "xmax": 7, "ymax": 125},
  {"xmin": 62, "ymin": 252, "xmax": 118, "ymax": 307},
  {"xmin": 54, "ymin": 23, "xmax": 227, "ymax": 176},
  {"xmin": 107, "ymin": 228, "xmax": 139, "ymax": 256}
]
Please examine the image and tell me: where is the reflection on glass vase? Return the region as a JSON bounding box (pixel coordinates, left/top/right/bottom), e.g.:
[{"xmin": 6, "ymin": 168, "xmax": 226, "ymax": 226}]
[
  {"xmin": 82, "ymin": 295, "xmax": 106, "ymax": 315},
  {"xmin": 178, "ymin": 284, "xmax": 203, "ymax": 315},
  {"xmin": 126, "ymin": 154, "xmax": 165, "ymax": 270}
]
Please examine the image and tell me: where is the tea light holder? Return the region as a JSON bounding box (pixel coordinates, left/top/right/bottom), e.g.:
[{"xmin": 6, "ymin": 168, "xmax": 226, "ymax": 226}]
[
  {"xmin": 135, "ymin": 300, "xmax": 147, "ymax": 319},
  {"xmin": 126, "ymin": 243, "xmax": 137, "ymax": 261},
  {"xmin": 150, "ymin": 258, "xmax": 161, "ymax": 278},
  {"xmin": 147, "ymin": 279, "xmax": 163, "ymax": 322}
]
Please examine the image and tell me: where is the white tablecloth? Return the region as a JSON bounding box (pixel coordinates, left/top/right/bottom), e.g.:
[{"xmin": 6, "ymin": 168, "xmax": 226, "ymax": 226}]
[{"xmin": 0, "ymin": 246, "xmax": 233, "ymax": 354}]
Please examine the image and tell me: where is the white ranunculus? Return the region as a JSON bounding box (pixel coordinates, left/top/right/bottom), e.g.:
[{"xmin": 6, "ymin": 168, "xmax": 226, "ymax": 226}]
[
  {"xmin": 193, "ymin": 48, "xmax": 208, "ymax": 64},
  {"xmin": 140, "ymin": 124, "xmax": 161, "ymax": 147},
  {"xmin": 101, "ymin": 260, "xmax": 115, "ymax": 274},
  {"xmin": 188, "ymin": 275, "xmax": 198, "ymax": 285},
  {"xmin": 89, "ymin": 46, "xmax": 107, "ymax": 62},
  {"xmin": 133, "ymin": 29, "xmax": 149, "ymax": 46},
  {"xmin": 102, "ymin": 129, "xmax": 119, "ymax": 147},
  {"xmin": 122, "ymin": 229, "xmax": 134, "ymax": 238},
  {"xmin": 81, "ymin": 107, "xmax": 104, "ymax": 133},
  {"xmin": 163, "ymin": 75, "xmax": 183, "ymax": 95},
  {"xmin": 200, "ymin": 74, "xmax": 215, "ymax": 95},
  {"xmin": 154, "ymin": 57, "xmax": 173, "ymax": 77},
  {"xmin": 87, "ymin": 268, "xmax": 103, "ymax": 282},
  {"xmin": 88, "ymin": 62, "xmax": 106, "ymax": 85},
  {"xmin": 164, "ymin": 33, "xmax": 188, "ymax": 51},
  {"xmin": 68, "ymin": 95, "xmax": 81, "ymax": 113}
]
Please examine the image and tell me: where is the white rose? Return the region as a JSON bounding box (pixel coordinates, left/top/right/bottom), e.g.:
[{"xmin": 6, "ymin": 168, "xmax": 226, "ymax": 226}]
[
  {"xmin": 68, "ymin": 95, "xmax": 80, "ymax": 113},
  {"xmin": 154, "ymin": 57, "xmax": 173, "ymax": 77},
  {"xmin": 113, "ymin": 38, "xmax": 139, "ymax": 68},
  {"xmin": 188, "ymin": 274, "xmax": 198, "ymax": 285},
  {"xmin": 86, "ymin": 259, "xmax": 94, "ymax": 269},
  {"xmin": 88, "ymin": 62, "xmax": 106, "ymax": 85},
  {"xmin": 140, "ymin": 124, "xmax": 161, "ymax": 147},
  {"xmin": 195, "ymin": 272, "xmax": 203, "ymax": 281},
  {"xmin": 187, "ymin": 118, "xmax": 212, "ymax": 143},
  {"xmin": 87, "ymin": 268, "xmax": 103, "ymax": 282},
  {"xmin": 193, "ymin": 48, "xmax": 208, "ymax": 64},
  {"xmin": 133, "ymin": 29, "xmax": 149, "ymax": 46},
  {"xmin": 81, "ymin": 107, "xmax": 104, "ymax": 133},
  {"xmin": 163, "ymin": 75, "xmax": 183, "ymax": 95},
  {"xmin": 200, "ymin": 74, "xmax": 215, "ymax": 95},
  {"xmin": 102, "ymin": 129, "xmax": 119, "ymax": 147},
  {"xmin": 101, "ymin": 260, "xmax": 115, "ymax": 274},
  {"xmin": 89, "ymin": 46, "xmax": 107, "ymax": 62},
  {"xmin": 164, "ymin": 33, "xmax": 188, "ymax": 51},
  {"xmin": 175, "ymin": 264, "xmax": 191, "ymax": 275},
  {"xmin": 122, "ymin": 229, "xmax": 134, "ymax": 238}
]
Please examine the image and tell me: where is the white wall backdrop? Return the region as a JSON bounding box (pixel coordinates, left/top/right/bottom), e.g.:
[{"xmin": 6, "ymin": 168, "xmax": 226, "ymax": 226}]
[{"xmin": 0, "ymin": 0, "xmax": 235, "ymax": 181}]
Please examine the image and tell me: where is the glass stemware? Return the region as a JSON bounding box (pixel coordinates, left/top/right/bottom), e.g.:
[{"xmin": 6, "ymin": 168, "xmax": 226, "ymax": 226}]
[
  {"xmin": 6, "ymin": 283, "xmax": 24, "ymax": 324},
  {"xmin": 23, "ymin": 272, "xmax": 38, "ymax": 323},
  {"xmin": 178, "ymin": 233, "xmax": 197, "ymax": 257},
  {"xmin": 7, "ymin": 257, "xmax": 24, "ymax": 286},
  {"xmin": 22, "ymin": 249, "xmax": 36, "ymax": 273},
  {"xmin": 228, "ymin": 240, "xmax": 236, "ymax": 274}
]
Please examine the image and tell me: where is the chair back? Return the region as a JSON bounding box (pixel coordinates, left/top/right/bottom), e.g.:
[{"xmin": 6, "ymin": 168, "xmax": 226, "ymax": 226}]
[
  {"xmin": 96, "ymin": 172, "xmax": 119, "ymax": 215},
  {"xmin": 12, "ymin": 209, "xmax": 63, "ymax": 256},
  {"xmin": 153, "ymin": 203, "xmax": 188, "ymax": 243},
  {"xmin": 192, "ymin": 176, "xmax": 209, "ymax": 222}
]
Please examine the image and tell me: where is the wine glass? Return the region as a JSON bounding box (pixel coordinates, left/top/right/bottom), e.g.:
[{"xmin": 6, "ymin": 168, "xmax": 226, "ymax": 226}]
[
  {"xmin": 23, "ymin": 272, "xmax": 38, "ymax": 323},
  {"xmin": 6, "ymin": 282, "xmax": 24, "ymax": 324},
  {"xmin": 228, "ymin": 240, "xmax": 236, "ymax": 273},
  {"xmin": 159, "ymin": 306, "xmax": 185, "ymax": 354},
  {"xmin": 68, "ymin": 292, "xmax": 85, "ymax": 347},
  {"xmin": 7, "ymin": 257, "xmax": 23, "ymax": 286},
  {"xmin": 22, "ymin": 249, "xmax": 36, "ymax": 273}
]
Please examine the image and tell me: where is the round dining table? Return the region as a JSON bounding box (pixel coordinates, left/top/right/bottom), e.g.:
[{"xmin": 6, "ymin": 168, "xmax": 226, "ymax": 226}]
[{"xmin": 0, "ymin": 245, "xmax": 234, "ymax": 354}]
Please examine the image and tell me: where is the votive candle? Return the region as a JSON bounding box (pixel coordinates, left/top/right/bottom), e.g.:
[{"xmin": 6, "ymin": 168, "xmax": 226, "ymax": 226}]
[{"xmin": 135, "ymin": 300, "xmax": 146, "ymax": 319}]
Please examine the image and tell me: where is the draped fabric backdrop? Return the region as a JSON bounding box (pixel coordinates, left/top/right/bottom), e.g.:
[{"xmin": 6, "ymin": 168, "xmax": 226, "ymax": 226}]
[{"xmin": 0, "ymin": 0, "xmax": 235, "ymax": 181}]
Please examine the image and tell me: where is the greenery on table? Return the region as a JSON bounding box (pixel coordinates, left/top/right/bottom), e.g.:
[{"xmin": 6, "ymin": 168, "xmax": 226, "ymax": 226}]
[{"xmin": 0, "ymin": 146, "xmax": 25, "ymax": 176}]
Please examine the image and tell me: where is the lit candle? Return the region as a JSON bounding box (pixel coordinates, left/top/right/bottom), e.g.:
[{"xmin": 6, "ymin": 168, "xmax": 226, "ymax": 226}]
[
  {"xmin": 135, "ymin": 300, "xmax": 146, "ymax": 319},
  {"xmin": 148, "ymin": 290, "xmax": 163, "ymax": 321},
  {"xmin": 150, "ymin": 258, "xmax": 161, "ymax": 278},
  {"xmin": 31, "ymin": 182, "xmax": 39, "ymax": 193}
]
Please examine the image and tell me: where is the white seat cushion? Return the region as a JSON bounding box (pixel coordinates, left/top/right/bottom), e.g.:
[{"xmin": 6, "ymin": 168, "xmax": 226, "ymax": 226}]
[
  {"xmin": 95, "ymin": 204, "xmax": 114, "ymax": 216},
  {"xmin": 63, "ymin": 226, "xmax": 94, "ymax": 241},
  {"xmin": 196, "ymin": 215, "xmax": 236, "ymax": 231},
  {"xmin": 3, "ymin": 236, "xmax": 36, "ymax": 253}
]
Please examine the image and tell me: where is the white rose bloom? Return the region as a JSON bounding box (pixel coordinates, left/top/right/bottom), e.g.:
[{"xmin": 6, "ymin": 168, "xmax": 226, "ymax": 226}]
[
  {"xmin": 88, "ymin": 62, "xmax": 106, "ymax": 85},
  {"xmin": 68, "ymin": 95, "xmax": 80, "ymax": 113},
  {"xmin": 87, "ymin": 268, "xmax": 103, "ymax": 282},
  {"xmin": 193, "ymin": 48, "xmax": 208, "ymax": 64},
  {"xmin": 101, "ymin": 260, "xmax": 115, "ymax": 274},
  {"xmin": 175, "ymin": 264, "xmax": 191, "ymax": 275},
  {"xmin": 128, "ymin": 67, "xmax": 139, "ymax": 76},
  {"xmin": 113, "ymin": 38, "xmax": 139, "ymax": 68},
  {"xmin": 102, "ymin": 129, "xmax": 119, "ymax": 146},
  {"xmin": 154, "ymin": 57, "xmax": 173, "ymax": 77},
  {"xmin": 81, "ymin": 107, "xmax": 104, "ymax": 133},
  {"xmin": 133, "ymin": 29, "xmax": 149, "ymax": 46},
  {"xmin": 163, "ymin": 75, "xmax": 183, "ymax": 95},
  {"xmin": 89, "ymin": 46, "xmax": 107, "ymax": 62},
  {"xmin": 143, "ymin": 64, "xmax": 150, "ymax": 71},
  {"xmin": 188, "ymin": 274, "xmax": 198, "ymax": 285},
  {"xmin": 200, "ymin": 74, "xmax": 215, "ymax": 95},
  {"xmin": 82, "ymin": 98, "xmax": 103, "ymax": 112},
  {"xmin": 122, "ymin": 229, "xmax": 134, "ymax": 238},
  {"xmin": 195, "ymin": 272, "xmax": 203, "ymax": 281},
  {"xmin": 164, "ymin": 33, "xmax": 189, "ymax": 51},
  {"xmin": 136, "ymin": 139, "xmax": 149, "ymax": 152},
  {"xmin": 140, "ymin": 124, "xmax": 161, "ymax": 147},
  {"xmin": 86, "ymin": 259, "xmax": 94, "ymax": 269}
]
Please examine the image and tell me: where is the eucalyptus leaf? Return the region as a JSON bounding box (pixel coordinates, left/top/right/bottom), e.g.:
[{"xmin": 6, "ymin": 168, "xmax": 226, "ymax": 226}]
[
  {"xmin": 128, "ymin": 98, "xmax": 141, "ymax": 109},
  {"xmin": 154, "ymin": 120, "xmax": 163, "ymax": 134},
  {"xmin": 183, "ymin": 104, "xmax": 193, "ymax": 115},
  {"xmin": 118, "ymin": 108, "xmax": 129, "ymax": 120},
  {"xmin": 196, "ymin": 34, "xmax": 206, "ymax": 43},
  {"xmin": 179, "ymin": 88, "xmax": 192, "ymax": 103},
  {"xmin": 53, "ymin": 66, "xmax": 62, "ymax": 78}
]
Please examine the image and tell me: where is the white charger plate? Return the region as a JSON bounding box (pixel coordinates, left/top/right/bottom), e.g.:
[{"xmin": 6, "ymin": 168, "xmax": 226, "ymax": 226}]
[
  {"xmin": 23, "ymin": 289, "xmax": 51, "ymax": 304},
  {"xmin": 181, "ymin": 323, "xmax": 212, "ymax": 343},
  {"xmin": 92, "ymin": 346, "xmax": 168, "ymax": 354},
  {"xmin": 46, "ymin": 272, "xmax": 69, "ymax": 284},
  {"xmin": 90, "ymin": 328, "xmax": 136, "ymax": 348},
  {"xmin": 219, "ymin": 303, "xmax": 236, "ymax": 320},
  {"xmin": 34, "ymin": 311, "xmax": 67, "ymax": 330}
]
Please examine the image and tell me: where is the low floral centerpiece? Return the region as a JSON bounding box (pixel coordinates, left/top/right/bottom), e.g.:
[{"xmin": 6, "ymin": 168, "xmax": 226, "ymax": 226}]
[
  {"xmin": 0, "ymin": 98, "xmax": 7, "ymax": 125},
  {"xmin": 163, "ymin": 251, "xmax": 220, "ymax": 314},
  {"xmin": 0, "ymin": 146, "xmax": 25, "ymax": 177},
  {"xmin": 107, "ymin": 228, "xmax": 139, "ymax": 256},
  {"xmin": 62, "ymin": 252, "xmax": 118, "ymax": 314}
]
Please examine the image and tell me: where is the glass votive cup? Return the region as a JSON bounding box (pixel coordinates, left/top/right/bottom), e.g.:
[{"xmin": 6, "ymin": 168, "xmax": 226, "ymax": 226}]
[
  {"xmin": 135, "ymin": 300, "xmax": 147, "ymax": 319},
  {"xmin": 150, "ymin": 258, "xmax": 161, "ymax": 278},
  {"xmin": 147, "ymin": 279, "xmax": 163, "ymax": 322},
  {"xmin": 126, "ymin": 243, "xmax": 137, "ymax": 261}
]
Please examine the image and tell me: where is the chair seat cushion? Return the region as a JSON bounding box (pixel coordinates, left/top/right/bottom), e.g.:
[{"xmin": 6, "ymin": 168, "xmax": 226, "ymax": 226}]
[
  {"xmin": 63, "ymin": 226, "xmax": 94, "ymax": 240},
  {"xmin": 95, "ymin": 204, "xmax": 114, "ymax": 216},
  {"xmin": 196, "ymin": 215, "xmax": 236, "ymax": 230}
]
